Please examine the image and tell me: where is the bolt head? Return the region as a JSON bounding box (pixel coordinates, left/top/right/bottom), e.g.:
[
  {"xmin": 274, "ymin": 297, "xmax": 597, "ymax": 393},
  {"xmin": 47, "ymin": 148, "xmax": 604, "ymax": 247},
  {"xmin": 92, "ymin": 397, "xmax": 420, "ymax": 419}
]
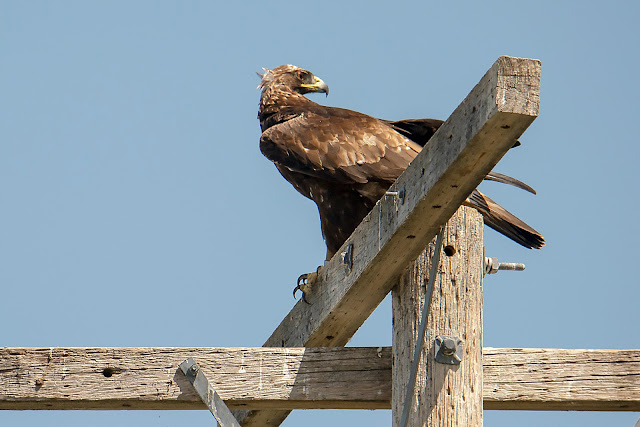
[{"xmin": 441, "ymin": 338, "xmax": 457, "ymax": 355}]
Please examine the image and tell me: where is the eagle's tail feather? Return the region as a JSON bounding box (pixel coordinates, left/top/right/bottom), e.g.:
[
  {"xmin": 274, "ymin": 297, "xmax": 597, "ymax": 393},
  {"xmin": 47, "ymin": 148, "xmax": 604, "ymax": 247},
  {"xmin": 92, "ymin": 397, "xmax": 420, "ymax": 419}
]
[
  {"xmin": 485, "ymin": 172, "xmax": 536, "ymax": 195},
  {"xmin": 465, "ymin": 190, "xmax": 545, "ymax": 249}
]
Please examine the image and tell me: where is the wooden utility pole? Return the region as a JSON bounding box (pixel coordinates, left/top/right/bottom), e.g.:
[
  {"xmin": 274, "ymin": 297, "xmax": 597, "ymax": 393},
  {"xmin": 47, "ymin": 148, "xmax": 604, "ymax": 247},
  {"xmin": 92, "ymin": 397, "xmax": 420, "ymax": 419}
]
[{"xmin": 393, "ymin": 207, "xmax": 484, "ymax": 426}]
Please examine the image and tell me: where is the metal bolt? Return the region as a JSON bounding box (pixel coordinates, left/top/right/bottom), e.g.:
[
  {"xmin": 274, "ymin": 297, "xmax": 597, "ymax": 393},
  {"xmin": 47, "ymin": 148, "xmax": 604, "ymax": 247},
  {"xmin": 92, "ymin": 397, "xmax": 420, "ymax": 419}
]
[
  {"xmin": 189, "ymin": 363, "xmax": 200, "ymax": 375},
  {"xmin": 440, "ymin": 338, "xmax": 457, "ymax": 356},
  {"xmin": 484, "ymin": 256, "xmax": 525, "ymax": 275},
  {"xmin": 497, "ymin": 261, "xmax": 526, "ymax": 271}
]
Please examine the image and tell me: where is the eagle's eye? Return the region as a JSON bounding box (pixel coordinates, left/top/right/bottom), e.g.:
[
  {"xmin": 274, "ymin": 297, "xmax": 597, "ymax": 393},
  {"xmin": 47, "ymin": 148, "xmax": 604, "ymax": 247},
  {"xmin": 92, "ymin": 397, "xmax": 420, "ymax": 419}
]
[{"xmin": 296, "ymin": 70, "xmax": 307, "ymax": 81}]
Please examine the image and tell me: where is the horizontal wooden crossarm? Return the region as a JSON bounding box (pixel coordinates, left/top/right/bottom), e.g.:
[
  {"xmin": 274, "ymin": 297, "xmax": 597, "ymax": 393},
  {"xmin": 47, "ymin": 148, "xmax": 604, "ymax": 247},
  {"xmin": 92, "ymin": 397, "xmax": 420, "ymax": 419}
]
[
  {"xmin": 483, "ymin": 347, "xmax": 640, "ymax": 411},
  {"xmin": 0, "ymin": 347, "xmax": 388, "ymax": 410},
  {"xmin": 1, "ymin": 347, "xmax": 638, "ymax": 411}
]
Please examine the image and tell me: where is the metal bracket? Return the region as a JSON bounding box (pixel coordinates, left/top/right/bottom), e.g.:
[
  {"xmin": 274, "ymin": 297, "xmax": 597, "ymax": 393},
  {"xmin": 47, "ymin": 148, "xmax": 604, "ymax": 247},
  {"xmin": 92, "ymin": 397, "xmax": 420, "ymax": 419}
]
[
  {"xmin": 434, "ymin": 336, "xmax": 463, "ymax": 365},
  {"xmin": 179, "ymin": 358, "xmax": 241, "ymax": 427},
  {"xmin": 340, "ymin": 243, "xmax": 353, "ymax": 271},
  {"xmin": 385, "ymin": 186, "xmax": 406, "ymax": 205}
]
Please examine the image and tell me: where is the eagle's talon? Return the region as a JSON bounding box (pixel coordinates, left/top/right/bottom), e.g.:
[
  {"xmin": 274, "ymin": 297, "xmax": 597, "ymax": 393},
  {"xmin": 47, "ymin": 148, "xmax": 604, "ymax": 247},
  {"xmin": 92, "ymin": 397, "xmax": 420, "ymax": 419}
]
[
  {"xmin": 294, "ymin": 274, "xmax": 308, "ymax": 304},
  {"xmin": 293, "ymin": 284, "xmax": 311, "ymax": 305},
  {"xmin": 294, "ymin": 269, "xmax": 321, "ymax": 304},
  {"xmin": 300, "ymin": 291, "xmax": 310, "ymax": 305}
]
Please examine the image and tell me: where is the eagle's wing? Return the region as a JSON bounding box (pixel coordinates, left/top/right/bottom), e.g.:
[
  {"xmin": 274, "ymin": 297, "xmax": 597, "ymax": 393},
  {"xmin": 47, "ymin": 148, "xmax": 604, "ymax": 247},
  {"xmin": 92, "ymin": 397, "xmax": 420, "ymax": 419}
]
[
  {"xmin": 383, "ymin": 118, "xmax": 444, "ymax": 147},
  {"xmin": 260, "ymin": 108, "xmax": 421, "ymax": 185}
]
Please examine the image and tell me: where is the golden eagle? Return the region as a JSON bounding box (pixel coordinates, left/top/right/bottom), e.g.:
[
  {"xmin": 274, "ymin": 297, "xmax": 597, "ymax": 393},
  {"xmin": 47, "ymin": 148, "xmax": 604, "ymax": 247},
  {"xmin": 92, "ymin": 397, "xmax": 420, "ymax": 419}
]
[{"xmin": 258, "ymin": 65, "xmax": 544, "ymax": 279}]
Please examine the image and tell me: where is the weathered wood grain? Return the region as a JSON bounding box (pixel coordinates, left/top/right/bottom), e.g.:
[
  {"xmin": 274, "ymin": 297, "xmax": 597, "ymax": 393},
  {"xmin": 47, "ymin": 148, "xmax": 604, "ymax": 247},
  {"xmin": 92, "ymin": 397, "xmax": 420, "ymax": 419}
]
[
  {"xmin": 483, "ymin": 347, "xmax": 640, "ymax": 411},
  {"xmin": 392, "ymin": 207, "xmax": 483, "ymax": 426},
  {"xmin": 0, "ymin": 347, "xmax": 391, "ymax": 410},
  {"xmin": 237, "ymin": 54, "xmax": 541, "ymax": 427},
  {"xmin": 2, "ymin": 347, "xmax": 637, "ymax": 411}
]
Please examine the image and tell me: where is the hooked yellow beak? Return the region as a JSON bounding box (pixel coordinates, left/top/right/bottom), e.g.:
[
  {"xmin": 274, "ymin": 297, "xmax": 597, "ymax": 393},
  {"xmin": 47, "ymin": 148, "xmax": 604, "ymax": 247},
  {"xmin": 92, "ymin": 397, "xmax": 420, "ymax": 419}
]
[{"xmin": 301, "ymin": 76, "xmax": 329, "ymax": 96}]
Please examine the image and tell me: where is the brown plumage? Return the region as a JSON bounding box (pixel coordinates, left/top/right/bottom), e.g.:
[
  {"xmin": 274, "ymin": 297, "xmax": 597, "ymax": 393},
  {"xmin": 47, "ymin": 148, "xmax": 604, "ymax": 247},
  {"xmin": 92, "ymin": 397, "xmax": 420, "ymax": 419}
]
[{"xmin": 258, "ymin": 65, "xmax": 544, "ymax": 260}]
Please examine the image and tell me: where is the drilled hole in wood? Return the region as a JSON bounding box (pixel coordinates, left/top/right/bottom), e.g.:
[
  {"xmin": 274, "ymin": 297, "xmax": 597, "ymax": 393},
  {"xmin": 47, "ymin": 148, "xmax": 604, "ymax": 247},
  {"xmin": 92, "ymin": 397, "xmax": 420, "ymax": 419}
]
[
  {"xmin": 501, "ymin": 124, "xmax": 511, "ymax": 129},
  {"xmin": 103, "ymin": 368, "xmax": 114, "ymax": 377},
  {"xmin": 406, "ymin": 235, "xmax": 416, "ymax": 239},
  {"xmin": 326, "ymin": 335, "xmax": 334, "ymax": 341},
  {"xmin": 444, "ymin": 245, "xmax": 456, "ymax": 256}
]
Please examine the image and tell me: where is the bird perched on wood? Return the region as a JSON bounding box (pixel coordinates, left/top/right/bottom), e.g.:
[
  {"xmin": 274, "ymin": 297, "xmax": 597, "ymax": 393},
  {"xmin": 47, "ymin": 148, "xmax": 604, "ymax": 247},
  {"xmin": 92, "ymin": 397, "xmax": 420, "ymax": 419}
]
[{"xmin": 257, "ymin": 65, "xmax": 544, "ymax": 300}]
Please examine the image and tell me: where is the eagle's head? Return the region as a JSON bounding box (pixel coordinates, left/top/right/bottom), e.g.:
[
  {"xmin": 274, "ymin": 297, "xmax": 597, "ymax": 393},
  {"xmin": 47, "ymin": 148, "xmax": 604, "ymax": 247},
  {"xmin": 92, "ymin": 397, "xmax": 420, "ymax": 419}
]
[{"xmin": 257, "ymin": 65, "xmax": 329, "ymax": 96}]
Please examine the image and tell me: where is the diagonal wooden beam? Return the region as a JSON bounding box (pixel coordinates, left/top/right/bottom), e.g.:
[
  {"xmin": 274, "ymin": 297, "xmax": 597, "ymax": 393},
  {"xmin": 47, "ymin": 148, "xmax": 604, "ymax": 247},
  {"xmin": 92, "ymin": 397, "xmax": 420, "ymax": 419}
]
[
  {"xmin": 265, "ymin": 55, "xmax": 540, "ymax": 349},
  {"xmin": 1, "ymin": 347, "xmax": 638, "ymax": 411},
  {"xmin": 237, "ymin": 55, "xmax": 541, "ymax": 426}
]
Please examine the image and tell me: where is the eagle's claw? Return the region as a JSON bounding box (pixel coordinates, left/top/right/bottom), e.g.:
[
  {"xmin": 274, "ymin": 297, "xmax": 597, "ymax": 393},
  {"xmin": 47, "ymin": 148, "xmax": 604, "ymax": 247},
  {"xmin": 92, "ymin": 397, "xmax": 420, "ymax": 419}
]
[{"xmin": 294, "ymin": 268, "xmax": 322, "ymax": 304}]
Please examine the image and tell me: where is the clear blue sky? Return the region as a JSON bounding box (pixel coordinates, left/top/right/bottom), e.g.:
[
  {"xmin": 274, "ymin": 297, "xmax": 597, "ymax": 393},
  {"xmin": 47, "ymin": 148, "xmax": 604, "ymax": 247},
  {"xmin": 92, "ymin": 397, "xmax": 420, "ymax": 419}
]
[{"xmin": 2, "ymin": 1, "xmax": 639, "ymax": 426}]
